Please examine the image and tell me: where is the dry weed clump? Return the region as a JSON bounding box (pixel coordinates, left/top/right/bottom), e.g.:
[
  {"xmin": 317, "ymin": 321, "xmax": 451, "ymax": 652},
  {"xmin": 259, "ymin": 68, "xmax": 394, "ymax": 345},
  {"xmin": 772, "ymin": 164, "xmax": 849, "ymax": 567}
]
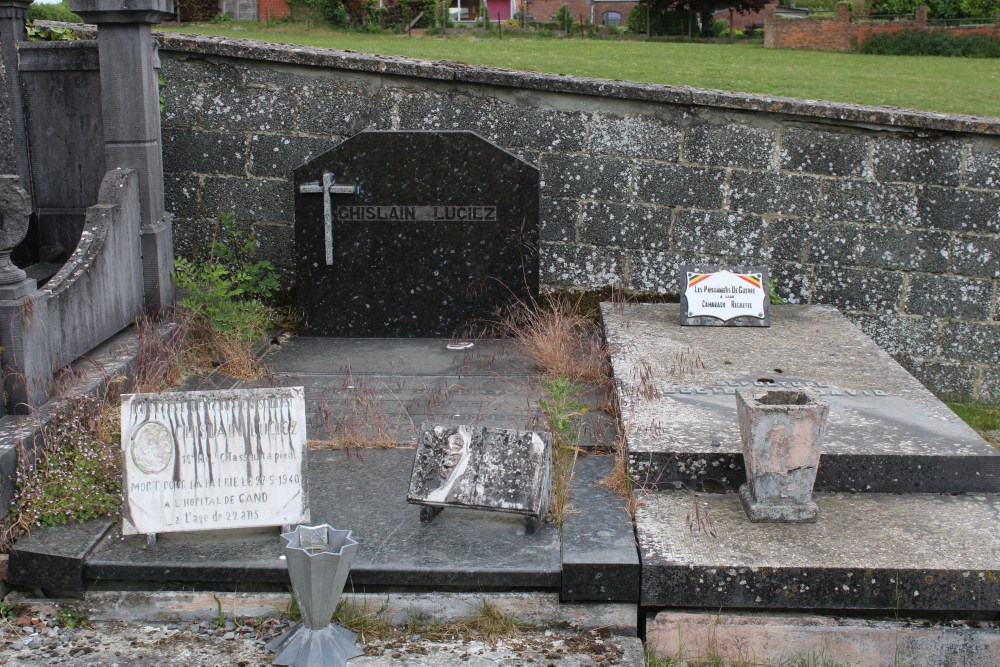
[
  {"xmin": 308, "ymin": 371, "xmax": 407, "ymax": 449},
  {"xmin": 500, "ymin": 294, "xmax": 609, "ymax": 385},
  {"xmin": 601, "ymin": 427, "xmax": 638, "ymax": 517},
  {"xmin": 132, "ymin": 314, "xmax": 190, "ymax": 392}
]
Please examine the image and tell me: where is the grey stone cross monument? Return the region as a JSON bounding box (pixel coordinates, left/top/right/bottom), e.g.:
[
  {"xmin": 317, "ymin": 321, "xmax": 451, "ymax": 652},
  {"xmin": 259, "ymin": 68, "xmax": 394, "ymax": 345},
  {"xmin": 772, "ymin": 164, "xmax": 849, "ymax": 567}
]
[
  {"xmin": 69, "ymin": 0, "xmax": 175, "ymax": 313},
  {"xmin": 298, "ymin": 172, "xmax": 357, "ymax": 266}
]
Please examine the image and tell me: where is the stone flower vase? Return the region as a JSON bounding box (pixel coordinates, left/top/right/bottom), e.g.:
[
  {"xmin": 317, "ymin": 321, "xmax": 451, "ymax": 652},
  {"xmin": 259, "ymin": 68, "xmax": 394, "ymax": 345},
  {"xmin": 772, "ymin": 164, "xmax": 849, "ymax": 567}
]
[
  {"xmin": 736, "ymin": 387, "xmax": 829, "ymax": 523},
  {"xmin": 268, "ymin": 525, "xmax": 364, "ymax": 667}
]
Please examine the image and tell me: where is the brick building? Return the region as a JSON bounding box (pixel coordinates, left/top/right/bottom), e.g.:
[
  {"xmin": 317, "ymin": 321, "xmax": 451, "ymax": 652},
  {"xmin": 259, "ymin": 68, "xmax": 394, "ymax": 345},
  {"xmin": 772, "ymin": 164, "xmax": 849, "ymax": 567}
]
[
  {"xmin": 711, "ymin": 0, "xmax": 808, "ymax": 32},
  {"xmin": 243, "ymin": 0, "xmax": 636, "ymax": 25},
  {"xmin": 522, "ymin": 0, "xmax": 637, "ymax": 24}
]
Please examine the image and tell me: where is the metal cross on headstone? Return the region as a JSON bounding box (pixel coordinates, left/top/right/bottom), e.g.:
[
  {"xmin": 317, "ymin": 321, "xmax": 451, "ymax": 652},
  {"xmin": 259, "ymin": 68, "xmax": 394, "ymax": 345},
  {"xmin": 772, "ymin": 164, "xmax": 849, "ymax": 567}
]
[{"xmin": 298, "ymin": 172, "xmax": 357, "ymax": 266}]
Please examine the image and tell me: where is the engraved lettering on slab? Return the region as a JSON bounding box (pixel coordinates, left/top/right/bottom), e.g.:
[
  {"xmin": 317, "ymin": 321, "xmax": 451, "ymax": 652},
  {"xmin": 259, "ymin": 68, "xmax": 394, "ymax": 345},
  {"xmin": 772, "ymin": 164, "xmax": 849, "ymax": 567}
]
[
  {"xmin": 336, "ymin": 206, "xmax": 497, "ymax": 222},
  {"xmin": 680, "ymin": 264, "xmax": 770, "ymax": 327},
  {"xmin": 120, "ymin": 387, "xmax": 309, "ymax": 536}
]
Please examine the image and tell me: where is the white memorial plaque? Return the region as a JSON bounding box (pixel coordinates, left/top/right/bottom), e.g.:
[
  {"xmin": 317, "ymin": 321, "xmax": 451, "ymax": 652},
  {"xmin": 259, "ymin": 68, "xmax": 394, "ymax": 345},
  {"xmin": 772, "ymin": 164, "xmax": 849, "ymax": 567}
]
[
  {"xmin": 121, "ymin": 387, "xmax": 309, "ymax": 535},
  {"xmin": 680, "ymin": 265, "xmax": 770, "ymax": 327}
]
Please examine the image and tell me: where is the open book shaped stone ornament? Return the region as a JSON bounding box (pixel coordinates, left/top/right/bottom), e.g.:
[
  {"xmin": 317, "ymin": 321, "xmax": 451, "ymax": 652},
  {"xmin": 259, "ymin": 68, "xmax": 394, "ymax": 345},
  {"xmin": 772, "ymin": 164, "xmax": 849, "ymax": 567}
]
[{"xmin": 407, "ymin": 423, "xmax": 552, "ymax": 534}]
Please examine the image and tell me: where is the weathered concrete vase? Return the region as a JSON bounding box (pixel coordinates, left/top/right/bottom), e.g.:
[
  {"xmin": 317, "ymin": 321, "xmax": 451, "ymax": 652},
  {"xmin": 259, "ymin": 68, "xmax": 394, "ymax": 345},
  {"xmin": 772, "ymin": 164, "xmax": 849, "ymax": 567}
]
[
  {"xmin": 736, "ymin": 387, "xmax": 829, "ymax": 523},
  {"xmin": 268, "ymin": 525, "xmax": 363, "ymax": 667}
]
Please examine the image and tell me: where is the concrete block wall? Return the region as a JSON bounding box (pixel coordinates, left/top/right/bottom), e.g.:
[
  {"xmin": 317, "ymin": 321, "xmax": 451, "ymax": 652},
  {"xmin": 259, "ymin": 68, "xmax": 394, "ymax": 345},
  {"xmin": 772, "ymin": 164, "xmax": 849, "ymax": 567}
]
[{"xmin": 154, "ymin": 33, "xmax": 1000, "ymax": 404}]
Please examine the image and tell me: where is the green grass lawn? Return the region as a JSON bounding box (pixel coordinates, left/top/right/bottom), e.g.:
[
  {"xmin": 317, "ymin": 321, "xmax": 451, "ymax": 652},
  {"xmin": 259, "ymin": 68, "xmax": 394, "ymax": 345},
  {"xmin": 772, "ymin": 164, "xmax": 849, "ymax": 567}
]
[{"xmin": 158, "ymin": 23, "xmax": 1000, "ymax": 119}]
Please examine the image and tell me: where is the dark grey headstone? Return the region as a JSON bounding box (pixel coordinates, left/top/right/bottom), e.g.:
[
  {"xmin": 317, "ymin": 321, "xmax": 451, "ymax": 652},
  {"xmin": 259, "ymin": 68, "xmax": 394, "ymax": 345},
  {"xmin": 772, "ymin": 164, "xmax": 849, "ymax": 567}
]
[
  {"xmin": 407, "ymin": 423, "xmax": 552, "ymax": 523},
  {"xmin": 294, "ymin": 131, "xmax": 539, "ymax": 337}
]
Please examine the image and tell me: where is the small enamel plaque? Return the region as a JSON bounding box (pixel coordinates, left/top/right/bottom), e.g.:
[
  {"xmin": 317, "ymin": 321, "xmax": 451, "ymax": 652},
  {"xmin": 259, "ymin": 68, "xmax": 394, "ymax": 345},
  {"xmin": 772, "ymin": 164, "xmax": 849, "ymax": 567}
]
[{"xmin": 680, "ymin": 265, "xmax": 770, "ymax": 327}]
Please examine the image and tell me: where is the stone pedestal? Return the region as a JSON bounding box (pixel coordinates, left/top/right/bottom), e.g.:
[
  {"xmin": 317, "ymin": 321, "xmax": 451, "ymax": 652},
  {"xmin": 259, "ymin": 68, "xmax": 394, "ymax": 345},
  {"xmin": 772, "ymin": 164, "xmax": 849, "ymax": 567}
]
[
  {"xmin": 0, "ymin": 289, "xmax": 50, "ymax": 412},
  {"xmin": 69, "ymin": 0, "xmax": 176, "ymax": 313},
  {"xmin": 0, "ymin": 176, "xmax": 48, "ymax": 411},
  {"xmin": 736, "ymin": 387, "xmax": 829, "ymax": 523}
]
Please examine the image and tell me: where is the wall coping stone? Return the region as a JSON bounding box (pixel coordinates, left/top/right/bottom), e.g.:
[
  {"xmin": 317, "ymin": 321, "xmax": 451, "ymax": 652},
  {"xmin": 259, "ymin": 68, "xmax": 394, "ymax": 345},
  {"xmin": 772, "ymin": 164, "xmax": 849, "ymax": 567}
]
[{"xmin": 47, "ymin": 21, "xmax": 1000, "ymax": 136}]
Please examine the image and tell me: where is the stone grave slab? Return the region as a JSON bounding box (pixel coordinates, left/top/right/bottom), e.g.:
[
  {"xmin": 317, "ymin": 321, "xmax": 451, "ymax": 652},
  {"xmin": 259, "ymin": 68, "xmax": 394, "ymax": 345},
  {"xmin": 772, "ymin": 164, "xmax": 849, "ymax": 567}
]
[
  {"xmin": 407, "ymin": 423, "xmax": 552, "ymax": 530},
  {"xmin": 120, "ymin": 387, "xmax": 309, "ymax": 536},
  {"xmin": 603, "ymin": 303, "xmax": 1000, "ymax": 493},
  {"xmin": 250, "ymin": 337, "xmax": 616, "ymax": 449},
  {"xmin": 294, "ymin": 131, "xmax": 539, "ymax": 338},
  {"xmin": 261, "ymin": 337, "xmax": 535, "ymax": 377},
  {"xmin": 637, "ymin": 491, "xmax": 1000, "ymax": 611},
  {"xmin": 84, "ymin": 448, "xmax": 561, "ymax": 590}
]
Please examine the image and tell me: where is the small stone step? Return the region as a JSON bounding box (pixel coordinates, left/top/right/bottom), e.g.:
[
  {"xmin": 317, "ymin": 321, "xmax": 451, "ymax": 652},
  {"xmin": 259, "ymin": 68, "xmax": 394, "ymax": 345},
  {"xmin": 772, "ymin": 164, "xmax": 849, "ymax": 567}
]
[{"xmin": 637, "ymin": 490, "xmax": 1000, "ymax": 611}]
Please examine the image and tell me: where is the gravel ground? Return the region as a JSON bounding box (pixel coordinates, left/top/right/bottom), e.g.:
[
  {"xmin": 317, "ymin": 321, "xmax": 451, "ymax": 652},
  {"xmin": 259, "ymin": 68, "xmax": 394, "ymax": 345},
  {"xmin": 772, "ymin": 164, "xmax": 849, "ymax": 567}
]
[{"xmin": 0, "ymin": 612, "xmax": 643, "ymax": 667}]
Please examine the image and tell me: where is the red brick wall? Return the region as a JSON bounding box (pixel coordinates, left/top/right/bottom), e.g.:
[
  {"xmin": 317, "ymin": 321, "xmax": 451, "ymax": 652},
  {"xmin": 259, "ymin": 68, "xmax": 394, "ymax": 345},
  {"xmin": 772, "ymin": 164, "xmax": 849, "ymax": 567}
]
[
  {"xmin": 525, "ymin": 0, "xmax": 588, "ymax": 22},
  {"xmin": 764, "ymin": 3, "xmax": 1000, "ymax": 51},
  {"xmin": 259, "ymin": 0, "xmax": 291, "ymax": 21}
]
